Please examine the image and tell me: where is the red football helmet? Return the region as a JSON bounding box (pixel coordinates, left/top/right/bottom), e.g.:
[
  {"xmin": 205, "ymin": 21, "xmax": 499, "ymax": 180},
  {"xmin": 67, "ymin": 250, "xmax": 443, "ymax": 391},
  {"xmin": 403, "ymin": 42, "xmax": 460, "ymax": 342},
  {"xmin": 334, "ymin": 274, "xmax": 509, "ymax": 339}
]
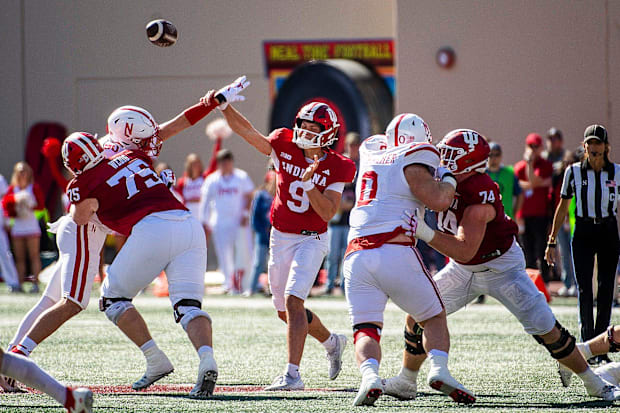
[
  {"xmin": 62, "ymin": 132, "xmax": 105, "ymax": 175},
  {"xmin": 292, "ymin": 102, "xmax": 340, "ymax": 149},
  {"xmin": 437, "ymin": 129, "xmax": 490, "ymax": 174}
]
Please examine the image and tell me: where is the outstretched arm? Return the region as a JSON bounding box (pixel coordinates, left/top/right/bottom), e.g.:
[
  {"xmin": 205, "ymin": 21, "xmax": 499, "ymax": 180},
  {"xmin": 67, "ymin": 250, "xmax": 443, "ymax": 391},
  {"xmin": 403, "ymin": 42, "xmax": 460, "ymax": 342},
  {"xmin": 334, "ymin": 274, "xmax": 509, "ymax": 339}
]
[
  {"xmin": 159, "ymin": 101, "xmax": 218, "ymax": 141},
  {"xmin": 215, "ymin": 95, "xmax": 272, "ymax": 156}
]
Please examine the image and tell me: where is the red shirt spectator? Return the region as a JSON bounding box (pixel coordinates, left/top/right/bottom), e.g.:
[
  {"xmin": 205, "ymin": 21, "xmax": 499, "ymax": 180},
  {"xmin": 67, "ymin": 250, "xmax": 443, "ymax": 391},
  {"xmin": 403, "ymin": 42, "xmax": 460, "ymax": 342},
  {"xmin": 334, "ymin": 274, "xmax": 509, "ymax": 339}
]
[{"xmin": 514, "ymin": 134, "xmax": 553, "ymax": 218}]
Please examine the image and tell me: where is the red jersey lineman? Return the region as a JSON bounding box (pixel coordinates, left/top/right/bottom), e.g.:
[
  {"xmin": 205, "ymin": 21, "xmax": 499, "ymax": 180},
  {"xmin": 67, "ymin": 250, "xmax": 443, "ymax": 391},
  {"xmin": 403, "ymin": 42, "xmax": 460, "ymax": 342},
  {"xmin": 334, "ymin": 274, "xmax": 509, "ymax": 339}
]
[
  {"xmin": 212, "ymin": 86, "xmax": 355, "ymax": 391},
  {"xmin": 64, "ymin": 133, "xmax": 218, "ymax": 399}
]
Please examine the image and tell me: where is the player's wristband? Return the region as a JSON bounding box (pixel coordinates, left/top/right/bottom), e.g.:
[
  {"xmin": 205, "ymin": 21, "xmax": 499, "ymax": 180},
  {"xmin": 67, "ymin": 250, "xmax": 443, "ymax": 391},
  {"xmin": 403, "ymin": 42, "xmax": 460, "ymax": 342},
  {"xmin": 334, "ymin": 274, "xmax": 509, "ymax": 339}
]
[
  {"xmin": 441, "ymin": 173, "xmax": 457, "ymax": 189},
  {"xmin": 301, "ymin": 180, "xmax": 315, "ymax": 192},
  {"xmin": 184, "ymin": 101, "xmax": 217, "ymax": 125}
]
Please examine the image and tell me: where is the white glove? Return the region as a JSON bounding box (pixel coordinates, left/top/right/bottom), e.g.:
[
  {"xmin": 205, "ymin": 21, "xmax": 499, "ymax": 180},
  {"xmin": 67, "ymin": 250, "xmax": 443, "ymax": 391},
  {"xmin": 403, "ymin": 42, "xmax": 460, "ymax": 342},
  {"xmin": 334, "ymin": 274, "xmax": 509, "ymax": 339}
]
[
  {"xmin": 215, "ymin": 76, "xmax": 251, "ymax": 110},
  {"xmin": 159, "ymin": 168, "xmax": 176, "ymax": 189},
  {"xmin": 401, "ymin": 208, "xmax": 435, "ymax": 243},
  {"xmin": 436, "ymin": 166, "xmax": 457, "ymax": 189}
]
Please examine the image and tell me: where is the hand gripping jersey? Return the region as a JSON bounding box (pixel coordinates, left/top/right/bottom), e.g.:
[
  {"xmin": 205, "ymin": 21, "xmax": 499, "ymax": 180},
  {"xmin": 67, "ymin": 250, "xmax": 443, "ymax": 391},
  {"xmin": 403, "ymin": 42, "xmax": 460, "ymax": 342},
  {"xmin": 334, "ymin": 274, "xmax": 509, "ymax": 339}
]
[
  {"xmin": 268, "ymin": 128, "xmax": 356, "ymax": 234},
  {"xmin": 437, "ymin": 172, "xmax": 518, "ymax": 265},
  {"xmin": 67, "ymin": 150, "xmax": 188, "ymax": 236},
  {"xmin": 348, "ymin": 135, "xmax": 440, "ymax": 240}
]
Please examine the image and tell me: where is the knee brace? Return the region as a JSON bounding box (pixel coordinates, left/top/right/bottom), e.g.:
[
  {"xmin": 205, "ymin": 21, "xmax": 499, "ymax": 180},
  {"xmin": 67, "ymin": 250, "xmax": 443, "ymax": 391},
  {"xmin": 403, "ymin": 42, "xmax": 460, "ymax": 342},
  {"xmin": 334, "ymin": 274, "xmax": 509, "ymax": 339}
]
[
  {"xmin": 608, "ymin": 326, "xmax": 620, "ymax": 353},
  {"xmin": 174, "ymin": 299, "xmax": 211, "ymax": 331},
  {"xmin": 305, "ymin": 309, "xmax": 314, "ymax": 324},
  {"xmin": 533, "ymin": 321, "xmax": 576, "ymax": 360},
  {"xmin": 99, "ymin": 297, "xmax": 134, "ymax": 325},
  {"xmin": 353, "ymin": 323, "xmax": 382, "ymax": 344},
  {"xmin": 404, "ymin": 323, "xmax": 426, "ymax": 355}
]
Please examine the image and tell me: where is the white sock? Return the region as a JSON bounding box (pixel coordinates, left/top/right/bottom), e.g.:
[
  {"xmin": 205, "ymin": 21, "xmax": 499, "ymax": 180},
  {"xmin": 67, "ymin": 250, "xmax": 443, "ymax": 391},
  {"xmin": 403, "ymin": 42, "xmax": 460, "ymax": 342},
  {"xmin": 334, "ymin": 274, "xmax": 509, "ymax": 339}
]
[
  {"xmin": 140, "ymin": 339, "xmax": 162, "ymax": 364},
  {"xmin": 322, "ymin": 333, "xmax": 338, "ymax": 353},
  {"xmin": 16, "ymin": 336, "xmax": 38, "ymax": 357},
  {"xmin": 197, "ymin": 345, "xmax": 213, "ymax": 359},
  {"xmin": 8, "ymin": 296, "xmax": 56, "ymax": 349},
  {"xmin": 0, "ymin": 351, "xmax": 67, "ymax": 405},
  {"xmin": 359, "ymin": 358, "xmax": 380, "ymax": 378},
  {"xmin": 578, "ymin": 367, "xmax": 605, "ymax": 389},
  {"xmin": 428, "ymin": 349, "xmax": 449, "ymax": 370},
  {"xmin": 578, "ymin": 342, "xmax": 593, "ymax": 360},
  {"xmin": 286, "ymin": 363, "xmax": 300, "ymax": 379},
  {"xmin": 398, "ymin": 366, "xmax": 419, "ymax": 382}
]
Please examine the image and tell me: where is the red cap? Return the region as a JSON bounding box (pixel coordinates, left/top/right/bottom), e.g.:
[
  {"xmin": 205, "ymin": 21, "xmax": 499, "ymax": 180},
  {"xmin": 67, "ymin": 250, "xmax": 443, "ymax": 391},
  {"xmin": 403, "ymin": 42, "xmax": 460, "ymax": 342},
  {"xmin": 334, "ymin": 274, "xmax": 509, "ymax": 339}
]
[{"xmin": 525, "ymin": 133, "xmax": 542, "ymax": 147}]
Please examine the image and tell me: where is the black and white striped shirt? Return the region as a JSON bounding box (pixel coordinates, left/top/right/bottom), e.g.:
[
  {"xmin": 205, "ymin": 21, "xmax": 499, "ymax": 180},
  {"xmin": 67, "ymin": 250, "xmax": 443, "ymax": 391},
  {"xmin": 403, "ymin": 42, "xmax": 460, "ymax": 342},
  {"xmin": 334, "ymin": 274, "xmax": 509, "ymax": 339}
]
[{"xmin": 561, "ymin": 160, "xmax": 620, "ymax": 219}]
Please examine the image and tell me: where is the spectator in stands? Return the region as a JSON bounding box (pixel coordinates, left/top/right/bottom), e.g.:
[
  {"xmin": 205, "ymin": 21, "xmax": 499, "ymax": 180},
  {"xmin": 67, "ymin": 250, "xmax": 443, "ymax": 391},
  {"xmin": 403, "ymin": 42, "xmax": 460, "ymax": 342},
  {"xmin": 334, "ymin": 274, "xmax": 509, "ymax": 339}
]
[
  {"xmin": 543, "ymin": 128, "xmax": 576, "ymax": 296},
  {"xmin": 247, "ymin": 169, "xmax": 276, "ymax": 296},
  {"xmin": 324, "ymin": 132, "xmax": 360, "ymax": 295},
  {"xmin": 199, "ymin": 149, "xmax": 254, "ymax": 294},
  {"xmin": 1, "ymin": 162, "xmax": 45, "ymax": 293},
  {"xmin": 175, "ymin": 154, "xmax": 205, "ymax": 214},
  {"xmin": 0, "ymin": 174, "xmax": 20, "ymax": 292},
  {"xmin": 487, "ymin": 142, "xmax": 523, "ymax": 219},
  {"xmin": 514, "ymin": 133, "xmax": 553, "ymax": 283}
]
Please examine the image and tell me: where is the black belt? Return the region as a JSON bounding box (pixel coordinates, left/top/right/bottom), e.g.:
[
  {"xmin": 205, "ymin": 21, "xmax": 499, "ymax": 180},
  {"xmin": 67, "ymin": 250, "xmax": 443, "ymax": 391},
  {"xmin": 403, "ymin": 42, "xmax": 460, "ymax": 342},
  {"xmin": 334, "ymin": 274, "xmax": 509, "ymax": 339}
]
[{"xmin": 576, "ymin": 216, "xmax": 616, "ymax": 225}]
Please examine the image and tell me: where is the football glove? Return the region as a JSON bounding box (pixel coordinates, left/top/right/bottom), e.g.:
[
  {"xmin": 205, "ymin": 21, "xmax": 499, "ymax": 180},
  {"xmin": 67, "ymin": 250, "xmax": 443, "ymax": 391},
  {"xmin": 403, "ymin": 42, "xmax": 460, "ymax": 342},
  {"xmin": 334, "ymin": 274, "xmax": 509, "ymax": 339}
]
[
  {"xmin": 159, "ymin": 168, "xmax": 176, "ymax": 189},
  {"xmin": 401, "ymin": 208, "xmax": 435, "ymax": 243},
  {"xmin": 215, "ymin": 76, "xmax": 251, "ymax": 110}
]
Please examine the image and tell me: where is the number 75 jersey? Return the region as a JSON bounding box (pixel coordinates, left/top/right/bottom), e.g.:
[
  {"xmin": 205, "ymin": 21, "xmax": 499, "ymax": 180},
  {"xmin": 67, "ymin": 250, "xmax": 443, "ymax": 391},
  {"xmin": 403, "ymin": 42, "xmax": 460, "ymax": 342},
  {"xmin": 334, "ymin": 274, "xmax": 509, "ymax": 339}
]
[
  {"xmin": 66, "ymin": 150, "xmax": 188, "ymax": 236},
  {"xmin": 268, "ymin": 128, "xmax": 356, "ymax": 234},
  {"xmin": 348, "ymin": 134, "xmax": 440, "ymax": 240}
]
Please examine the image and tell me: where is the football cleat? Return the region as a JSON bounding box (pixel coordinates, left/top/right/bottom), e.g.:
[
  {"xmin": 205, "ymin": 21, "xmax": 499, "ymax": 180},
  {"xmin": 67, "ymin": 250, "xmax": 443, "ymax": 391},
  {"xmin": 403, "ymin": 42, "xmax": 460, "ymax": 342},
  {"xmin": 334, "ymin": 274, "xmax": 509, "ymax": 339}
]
[
  {"xmin": 595, "ymin": 363, "xmax": 620, "ymax": 386},
  {"xmin": 382, "ymin": 375, "xmax": 417, "ymax": 400},
  {"xmin": 189, "ymin": 353, "xmax": 218, "ymax": 399},
  {"xmin": 64, "ymin": 387, "xmax": 93, "ymax": 413},
  {"xmin": 558, "ymin": 361, "xmax": 573, "ymax": 387},
  {"xmin": 590, "ymin": 384, "xmax": 620, "ymax": 401},
  {"xmin": 327, "ymin": 334, "xmax": 347, "ymax": 380},
  {"xmin": 428, "ymin": 369, "xmax": 475, "ymax": 404},
  {"xmin": 0, "ymin": 375, "xmax": 25, "ymax": 393},
  {"xmin": 264, "ymin": 373, "xmax": 304, "ymax": 391},
  {"xmin": 132, "ymin": 352, "xmax": 174, "ymax": 391},
  {"xmin": 353, "ymin": 374, "xmax": 383, "ymax": 406}
]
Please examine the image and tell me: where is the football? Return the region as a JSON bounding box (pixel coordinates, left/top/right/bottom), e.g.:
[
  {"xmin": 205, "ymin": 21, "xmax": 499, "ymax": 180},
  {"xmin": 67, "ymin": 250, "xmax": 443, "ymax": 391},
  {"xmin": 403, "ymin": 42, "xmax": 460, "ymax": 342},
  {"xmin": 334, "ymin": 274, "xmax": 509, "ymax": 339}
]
[{"xmin": 146, "ymin": 19, "xmax": 178, "ymax": 47}]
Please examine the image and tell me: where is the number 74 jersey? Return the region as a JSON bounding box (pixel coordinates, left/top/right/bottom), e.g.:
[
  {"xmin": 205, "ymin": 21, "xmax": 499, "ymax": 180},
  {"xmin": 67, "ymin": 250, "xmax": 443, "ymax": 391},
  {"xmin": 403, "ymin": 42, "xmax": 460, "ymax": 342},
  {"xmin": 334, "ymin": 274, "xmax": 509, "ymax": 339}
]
[
  {"xmin": 348, "ymin": 134, "xmax": 440, "ymax": 240},
  {"xmin": 66, "ymin": 150, "xmax": 188, "ymax": 236}
]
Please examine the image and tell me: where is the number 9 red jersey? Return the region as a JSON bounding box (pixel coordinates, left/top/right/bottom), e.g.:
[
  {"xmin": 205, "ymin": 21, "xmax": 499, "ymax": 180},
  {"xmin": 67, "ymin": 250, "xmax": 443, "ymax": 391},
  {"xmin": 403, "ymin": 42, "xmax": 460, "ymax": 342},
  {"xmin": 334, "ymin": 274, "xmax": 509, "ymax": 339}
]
[
  {"xmin": 268, "ymin": 128, "xmax": 356, "ymax": 234},
  {"xmin": 66, "ymin": 150, "xmax": 188, "ymax": 236}
]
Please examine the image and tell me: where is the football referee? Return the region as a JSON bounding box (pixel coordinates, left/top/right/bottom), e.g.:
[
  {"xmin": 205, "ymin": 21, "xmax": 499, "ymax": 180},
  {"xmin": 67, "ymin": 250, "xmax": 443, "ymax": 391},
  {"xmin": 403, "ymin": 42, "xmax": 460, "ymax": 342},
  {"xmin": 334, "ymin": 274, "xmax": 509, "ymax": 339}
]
[{"xmin": 546, "ymin": 125, "xmax": 620, "ymax": 348}]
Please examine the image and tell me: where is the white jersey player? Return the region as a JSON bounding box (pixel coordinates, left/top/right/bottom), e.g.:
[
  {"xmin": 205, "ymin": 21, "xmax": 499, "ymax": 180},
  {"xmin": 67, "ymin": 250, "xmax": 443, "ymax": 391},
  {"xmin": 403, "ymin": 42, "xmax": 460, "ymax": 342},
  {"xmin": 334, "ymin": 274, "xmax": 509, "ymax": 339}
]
[
  {"xmin": 5, "ymin": 79, "xmax": 243, "ymax": 390},
  {"xmin": 343, "ymin": 114, "xmax": 475, "ymax": 406},
  {"xmin": 199, "ymin": 150, "xmax": 254, "ymax": 293}
]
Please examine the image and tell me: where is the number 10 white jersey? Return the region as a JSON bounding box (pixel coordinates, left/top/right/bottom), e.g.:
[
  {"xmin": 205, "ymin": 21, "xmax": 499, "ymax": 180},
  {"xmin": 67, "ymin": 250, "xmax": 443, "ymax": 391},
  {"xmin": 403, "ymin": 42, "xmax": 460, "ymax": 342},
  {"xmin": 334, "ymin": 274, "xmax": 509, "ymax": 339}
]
[{"xmin": 348, "ymin": 135, "xmax": 440, "ymax": 240}]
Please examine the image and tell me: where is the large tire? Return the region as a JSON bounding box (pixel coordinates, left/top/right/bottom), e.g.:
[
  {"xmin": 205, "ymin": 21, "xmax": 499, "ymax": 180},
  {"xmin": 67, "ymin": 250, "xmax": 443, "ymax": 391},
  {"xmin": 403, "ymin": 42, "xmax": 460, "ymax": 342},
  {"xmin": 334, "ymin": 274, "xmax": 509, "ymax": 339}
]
[{"xmin": 270, "ymin": 59, "xmax": 393, "ymax": 152}]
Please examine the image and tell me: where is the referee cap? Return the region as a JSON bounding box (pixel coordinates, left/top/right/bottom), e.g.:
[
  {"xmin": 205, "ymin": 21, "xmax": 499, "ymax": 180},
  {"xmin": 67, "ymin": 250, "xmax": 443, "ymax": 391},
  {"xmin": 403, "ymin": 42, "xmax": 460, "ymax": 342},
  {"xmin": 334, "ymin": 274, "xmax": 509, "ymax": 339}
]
[{"xmin": 584, "ymin": 124, "xmax": 608, "ymax": 144}]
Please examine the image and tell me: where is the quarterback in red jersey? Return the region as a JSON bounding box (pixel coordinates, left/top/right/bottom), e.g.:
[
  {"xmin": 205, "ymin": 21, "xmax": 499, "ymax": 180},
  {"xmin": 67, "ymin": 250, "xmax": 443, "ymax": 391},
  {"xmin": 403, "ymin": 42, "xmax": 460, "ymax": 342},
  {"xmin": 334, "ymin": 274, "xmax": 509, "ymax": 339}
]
[
  {"xmin": 384, "ymin": 129, "xmax": 620, "ymax": 401},
  {"xmin": 63, "ymin": 132, "xmax": 218, "ymax": 399},
  {"xmin": 210, "ymin": 86, "xmax": 356, "ymax": 390}
]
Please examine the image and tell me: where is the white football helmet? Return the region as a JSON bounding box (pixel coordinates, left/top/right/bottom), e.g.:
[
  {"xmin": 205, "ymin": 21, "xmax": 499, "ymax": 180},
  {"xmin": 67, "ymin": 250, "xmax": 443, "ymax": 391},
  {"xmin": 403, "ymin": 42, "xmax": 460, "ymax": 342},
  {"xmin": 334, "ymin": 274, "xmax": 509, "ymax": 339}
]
[
  {"xmin": 385, "ymin": 113, "xmax": 432, "ymax": 148},
  {"xmin": 106, "ymin": 106, "xmax": 162, "ymax": 158}
]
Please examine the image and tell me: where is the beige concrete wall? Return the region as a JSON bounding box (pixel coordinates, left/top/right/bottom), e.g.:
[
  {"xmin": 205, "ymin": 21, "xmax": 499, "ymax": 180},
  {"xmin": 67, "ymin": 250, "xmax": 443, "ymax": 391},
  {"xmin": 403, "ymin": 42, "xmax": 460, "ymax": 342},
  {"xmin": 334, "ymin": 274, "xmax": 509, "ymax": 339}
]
[
  {"xmin": 396, "ymin": 0, "xmax": 618, "ymax": 165},
  {"xmin": 2, "ymin": 0, "xmax": 394, "ymax": 179}
]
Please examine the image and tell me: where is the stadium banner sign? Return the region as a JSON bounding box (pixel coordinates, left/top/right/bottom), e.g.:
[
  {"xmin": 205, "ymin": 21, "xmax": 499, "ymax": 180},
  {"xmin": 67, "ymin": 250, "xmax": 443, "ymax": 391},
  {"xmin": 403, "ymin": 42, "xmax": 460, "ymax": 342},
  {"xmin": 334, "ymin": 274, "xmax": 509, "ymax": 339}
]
[{"xmin": 263, "ymin": 39, "xmax": 395, "ymax": 99}]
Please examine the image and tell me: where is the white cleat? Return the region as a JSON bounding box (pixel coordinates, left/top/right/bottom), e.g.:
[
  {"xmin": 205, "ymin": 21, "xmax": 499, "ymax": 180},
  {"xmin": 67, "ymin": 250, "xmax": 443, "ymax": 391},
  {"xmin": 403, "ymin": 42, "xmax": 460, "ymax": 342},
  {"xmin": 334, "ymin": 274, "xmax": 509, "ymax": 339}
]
[
  {"xmin": 428, "ymin": 369, "xmax": 475, "ymax": 404},
  {"xmin": 65, "ymin": 387, "xmax": 93, "ymax": 413},
  {"xmin": 264, "ymin": 373, "xmax": 304, "ymax": 391},
  {"xmin": 595, "ymin": 362, "xmax": 620, "ymax": 386},
  {"xmin": 382, "ymin": 375, "xmax": 417, "ymax": 400},
  {"xmin": 589, "ymin": 384, "xmax": 620, "ymax": 401},
  {"xmin": 0, "ymin": 375, "xmax": 25, "ymax": 393},
  {"xmin": 353, "ymin": 374, "xmax": 384, "ymax": 406},
  {"xmin": 189, "ymin": 353, "xmax": 218, "ymax": 399},
  {"xmin": 327, "ymin": 334, "xmax": 347, "ymax": 380},
  {"xmin": 558, "ymin": 362, "xmax": 573, "ymax": 387},
  {"xmin": 132, "ymin": 352, "xmax": 174, "ymax": 391}
]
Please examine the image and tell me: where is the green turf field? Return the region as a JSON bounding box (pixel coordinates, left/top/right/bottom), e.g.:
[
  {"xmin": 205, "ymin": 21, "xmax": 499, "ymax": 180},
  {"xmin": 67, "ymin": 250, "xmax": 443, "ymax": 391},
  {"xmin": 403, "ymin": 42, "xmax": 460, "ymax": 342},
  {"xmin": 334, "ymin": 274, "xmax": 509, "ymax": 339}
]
[{"xmin": 1, "ymin": 287, "xmax": 619, "ymax": 412}]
